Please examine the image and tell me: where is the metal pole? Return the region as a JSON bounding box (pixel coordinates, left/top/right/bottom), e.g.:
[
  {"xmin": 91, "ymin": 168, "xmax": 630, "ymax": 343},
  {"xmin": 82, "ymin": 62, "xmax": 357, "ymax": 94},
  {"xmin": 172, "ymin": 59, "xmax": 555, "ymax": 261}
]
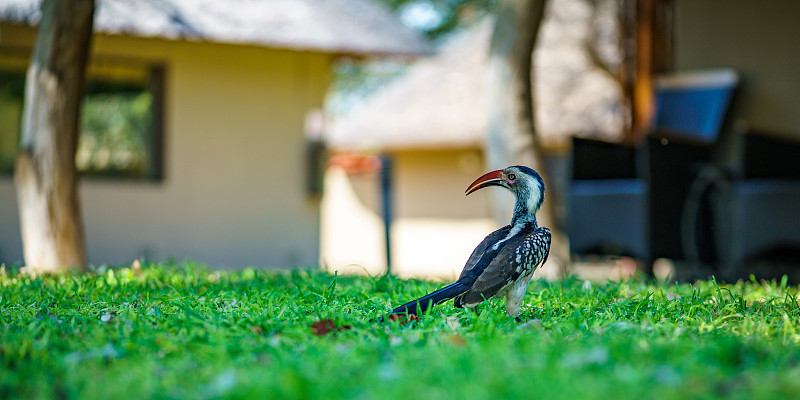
[{"xmin": 380, "ymin": 154, "xmax": 393, "ymax": 274}]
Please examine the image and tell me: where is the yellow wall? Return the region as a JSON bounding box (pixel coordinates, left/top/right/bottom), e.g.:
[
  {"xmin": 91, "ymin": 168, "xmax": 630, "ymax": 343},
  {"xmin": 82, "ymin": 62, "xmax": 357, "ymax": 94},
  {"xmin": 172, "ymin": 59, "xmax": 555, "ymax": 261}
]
[
  {"xmin": 674, "ymin": 0, "xmax": 800, "ymax": 138},
  {"xmin": 0, "ymin": 24, "xmax": 332, "ymax": 268},
  {"xmin": 321, "ymin": 148, "xmax": 499, "ymax": 280}
]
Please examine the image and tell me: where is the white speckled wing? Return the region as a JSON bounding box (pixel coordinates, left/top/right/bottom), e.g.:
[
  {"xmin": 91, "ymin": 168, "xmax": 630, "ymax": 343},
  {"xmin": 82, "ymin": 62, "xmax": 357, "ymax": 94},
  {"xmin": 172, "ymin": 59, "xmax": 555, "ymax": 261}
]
[{"xmin": 456, "ymin": 227, "xmax": 551, "ymax": 308}]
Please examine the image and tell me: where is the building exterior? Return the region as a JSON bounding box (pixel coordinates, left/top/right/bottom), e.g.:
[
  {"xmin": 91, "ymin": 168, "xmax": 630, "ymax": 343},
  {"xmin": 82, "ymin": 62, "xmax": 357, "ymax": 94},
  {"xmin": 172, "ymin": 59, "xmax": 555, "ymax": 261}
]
[
  {"xmin": 322, "ymin": 6, "xmax": 625, "ymax": 280},
  {"xmin": 0, "ymin": 0, "xmax": 429, "ymax": 268},
  {"xmin": 322, "ymin": 22, "xmax": 494, "ymax": 280},
  {"xmin": 323, "ymin": 0, "xmax": 800, "ymax": 281}
]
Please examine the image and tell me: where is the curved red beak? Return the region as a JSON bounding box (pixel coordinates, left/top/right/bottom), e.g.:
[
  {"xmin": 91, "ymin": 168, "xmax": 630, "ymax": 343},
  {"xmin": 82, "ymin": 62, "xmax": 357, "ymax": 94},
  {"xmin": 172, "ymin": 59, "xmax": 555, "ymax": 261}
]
[{"xmin": 465, "ymin": 169, "xmax": 507, "ymax": 195}]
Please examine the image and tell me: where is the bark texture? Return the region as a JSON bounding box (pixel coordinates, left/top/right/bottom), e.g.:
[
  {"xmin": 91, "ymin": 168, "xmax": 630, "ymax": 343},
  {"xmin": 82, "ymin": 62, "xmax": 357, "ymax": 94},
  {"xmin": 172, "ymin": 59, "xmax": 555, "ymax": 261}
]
[
  {"xmin": 486, "ymin": 0, "xmax": 567, "ymax": 279},
  {"xmin": 14, "ymin": 0, "xmax": 94, "ymax": 273}
]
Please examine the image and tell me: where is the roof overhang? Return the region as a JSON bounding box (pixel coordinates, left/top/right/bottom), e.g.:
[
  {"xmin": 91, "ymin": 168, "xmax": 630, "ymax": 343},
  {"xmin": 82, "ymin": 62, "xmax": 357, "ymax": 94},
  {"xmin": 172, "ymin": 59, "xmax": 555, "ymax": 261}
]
[{"xmin": 0, "ymin": 0, "xmax": 433, "ymax": 57}]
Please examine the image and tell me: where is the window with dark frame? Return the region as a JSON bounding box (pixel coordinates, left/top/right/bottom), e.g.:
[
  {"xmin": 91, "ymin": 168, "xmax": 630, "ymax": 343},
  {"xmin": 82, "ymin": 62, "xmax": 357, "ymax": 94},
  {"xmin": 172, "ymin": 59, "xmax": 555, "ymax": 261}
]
[{"xmin": 0, "ymin": 53, "xmax": 164, "ymax": 181}]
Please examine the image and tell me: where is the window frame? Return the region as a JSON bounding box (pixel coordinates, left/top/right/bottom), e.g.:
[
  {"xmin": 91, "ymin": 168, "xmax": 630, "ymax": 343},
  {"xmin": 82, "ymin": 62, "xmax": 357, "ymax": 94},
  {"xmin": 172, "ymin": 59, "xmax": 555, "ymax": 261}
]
[{"xmin": 0, "ymin": 48, "xmax": 166, "ymax": 183}]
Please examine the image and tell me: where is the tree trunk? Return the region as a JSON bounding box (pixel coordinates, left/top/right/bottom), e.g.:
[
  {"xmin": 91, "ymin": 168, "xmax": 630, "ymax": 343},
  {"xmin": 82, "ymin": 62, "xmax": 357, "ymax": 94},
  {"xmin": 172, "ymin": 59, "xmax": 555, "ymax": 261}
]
[
  {"xmin": 486, "ymin": 0, "xmax": 567, "ymax": 279},
  {"xmin": 15, "ymin": 0, "xmax": 94, "ymax": 273}
]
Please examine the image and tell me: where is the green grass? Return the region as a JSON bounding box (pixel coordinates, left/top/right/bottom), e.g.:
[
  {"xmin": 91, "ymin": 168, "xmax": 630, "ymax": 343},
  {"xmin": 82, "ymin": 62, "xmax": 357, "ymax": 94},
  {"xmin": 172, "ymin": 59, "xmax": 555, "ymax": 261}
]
[{"xmin": 2, "ymin": 262, "xmax": 800, "ymax": 399}]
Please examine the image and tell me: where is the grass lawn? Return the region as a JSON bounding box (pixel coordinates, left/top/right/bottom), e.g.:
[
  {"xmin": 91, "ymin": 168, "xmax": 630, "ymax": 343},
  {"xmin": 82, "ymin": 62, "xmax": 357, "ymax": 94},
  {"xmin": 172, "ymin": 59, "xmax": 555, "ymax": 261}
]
[{"xmin": 2, "ymin": 262, "xmax": 800, "ymax": 399}]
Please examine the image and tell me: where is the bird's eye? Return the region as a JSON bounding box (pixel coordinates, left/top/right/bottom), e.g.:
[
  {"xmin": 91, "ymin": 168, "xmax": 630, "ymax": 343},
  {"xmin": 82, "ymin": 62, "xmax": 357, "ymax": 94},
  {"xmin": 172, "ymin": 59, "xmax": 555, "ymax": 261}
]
[{"xmin": 507, "ymin": 173, "xmax": 516, "ymax": 182}]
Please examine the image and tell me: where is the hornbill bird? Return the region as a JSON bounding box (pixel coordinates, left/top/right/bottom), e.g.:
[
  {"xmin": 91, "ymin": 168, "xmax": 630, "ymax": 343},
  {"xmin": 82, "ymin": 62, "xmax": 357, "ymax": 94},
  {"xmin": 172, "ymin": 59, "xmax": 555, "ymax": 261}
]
[{"xmin": 385, "ymin": 165, "xmax": 551, "ymax": 319}]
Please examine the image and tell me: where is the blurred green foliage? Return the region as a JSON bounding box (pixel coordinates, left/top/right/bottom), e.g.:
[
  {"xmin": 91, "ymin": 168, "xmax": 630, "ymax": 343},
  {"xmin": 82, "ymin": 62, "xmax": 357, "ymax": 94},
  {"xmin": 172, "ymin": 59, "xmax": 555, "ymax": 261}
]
[
  {"xmin": 0, "ymin": 73, "xmax": 25, "ymax": 172},
  {"xmin": 0, "ymin": 71, "xmax": 155, "ymax": 179},
  {"xmin": 77, "ymin": 85, "xmax": 152, "ymax": 178}
]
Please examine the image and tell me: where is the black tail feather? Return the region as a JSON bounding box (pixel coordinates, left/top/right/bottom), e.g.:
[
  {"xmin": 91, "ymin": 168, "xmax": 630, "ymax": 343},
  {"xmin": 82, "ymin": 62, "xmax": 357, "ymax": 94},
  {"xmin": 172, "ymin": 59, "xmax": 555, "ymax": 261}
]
[{"xmin": 385, "ymin": 282, "xmax": 468, "ymax": 319}]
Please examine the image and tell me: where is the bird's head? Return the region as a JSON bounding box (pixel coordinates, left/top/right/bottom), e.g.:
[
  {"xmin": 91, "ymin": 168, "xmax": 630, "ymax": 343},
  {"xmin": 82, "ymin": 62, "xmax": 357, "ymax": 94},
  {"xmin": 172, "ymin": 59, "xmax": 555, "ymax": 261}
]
[{"xmin": 466, "ymin": 166, "xmax": 545, "ymax": 217}]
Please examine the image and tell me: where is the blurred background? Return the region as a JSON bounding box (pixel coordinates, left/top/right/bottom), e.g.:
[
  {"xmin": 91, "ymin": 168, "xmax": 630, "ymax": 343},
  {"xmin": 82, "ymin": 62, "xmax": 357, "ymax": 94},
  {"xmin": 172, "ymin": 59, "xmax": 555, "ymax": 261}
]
[{"xmin": 1, "ymin": 0, "xmax": 799, "ymax": 281}]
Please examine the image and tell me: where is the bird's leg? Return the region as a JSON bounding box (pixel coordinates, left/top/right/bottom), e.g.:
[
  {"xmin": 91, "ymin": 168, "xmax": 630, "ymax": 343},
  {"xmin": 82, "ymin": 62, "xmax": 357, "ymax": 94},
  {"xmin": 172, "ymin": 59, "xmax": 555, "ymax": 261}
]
[
  {"xmin": 505, "ymin": 274, "xmax": 534, "ymax": 318},
  {"xmin": 505, "ymin": 294, "xmax": 523, "ymax": 318}
]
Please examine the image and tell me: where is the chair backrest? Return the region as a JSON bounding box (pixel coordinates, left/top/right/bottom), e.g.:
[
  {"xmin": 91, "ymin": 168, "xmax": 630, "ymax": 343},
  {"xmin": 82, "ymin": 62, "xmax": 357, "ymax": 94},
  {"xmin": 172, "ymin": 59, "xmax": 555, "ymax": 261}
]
[
  {"xmin": 742, "ymin": 131, "xmax": 800, "ymax": 179},
  {"xmin": 571, "ymin": 137, "xmax": 638, "ymax": 180},
  {"xmin": 653, "ymin": 69, "xmax": 738, "ymax": 143}
]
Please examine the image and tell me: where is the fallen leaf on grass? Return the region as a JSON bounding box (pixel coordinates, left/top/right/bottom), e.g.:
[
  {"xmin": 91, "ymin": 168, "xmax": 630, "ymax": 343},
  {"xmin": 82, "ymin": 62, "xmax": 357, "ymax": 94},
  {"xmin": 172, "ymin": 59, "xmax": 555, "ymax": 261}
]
[
  {"xmin": 310, "ymin": 319, "xmax": 351, "ymax": 336},
  {"xmin": 386, "ymin": 314, "xmax": 420, "ymax": 325}
]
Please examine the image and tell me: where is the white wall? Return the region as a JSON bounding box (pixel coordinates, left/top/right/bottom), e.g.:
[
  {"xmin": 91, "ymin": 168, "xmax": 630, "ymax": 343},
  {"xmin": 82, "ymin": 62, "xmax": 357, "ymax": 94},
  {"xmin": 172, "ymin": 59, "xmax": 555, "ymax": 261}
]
[
  {"xmin": 321, "ymin": 149, "xmax": 499, "ymax": 281},
  {"xmin": 675, "ymin": 0, "xmax": 800, "ymax": 138},
  {"xmin": 0, "ymin": 26, "xmax": 331, "ymax": 268}
]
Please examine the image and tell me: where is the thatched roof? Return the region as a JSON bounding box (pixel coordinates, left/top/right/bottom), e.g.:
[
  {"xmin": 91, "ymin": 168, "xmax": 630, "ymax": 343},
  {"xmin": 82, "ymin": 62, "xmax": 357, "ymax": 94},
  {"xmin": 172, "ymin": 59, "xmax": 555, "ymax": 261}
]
[
  {"xmin": 328, "ymin": 20, "xmax": 492, "ymax": 150},
  {"xmin": 328, "ymin": 0, "xmax": 628, "ymax": 151},
  {"xmin": 0, "ymin": 0, "xmax": 431, "ymax": 56}
]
